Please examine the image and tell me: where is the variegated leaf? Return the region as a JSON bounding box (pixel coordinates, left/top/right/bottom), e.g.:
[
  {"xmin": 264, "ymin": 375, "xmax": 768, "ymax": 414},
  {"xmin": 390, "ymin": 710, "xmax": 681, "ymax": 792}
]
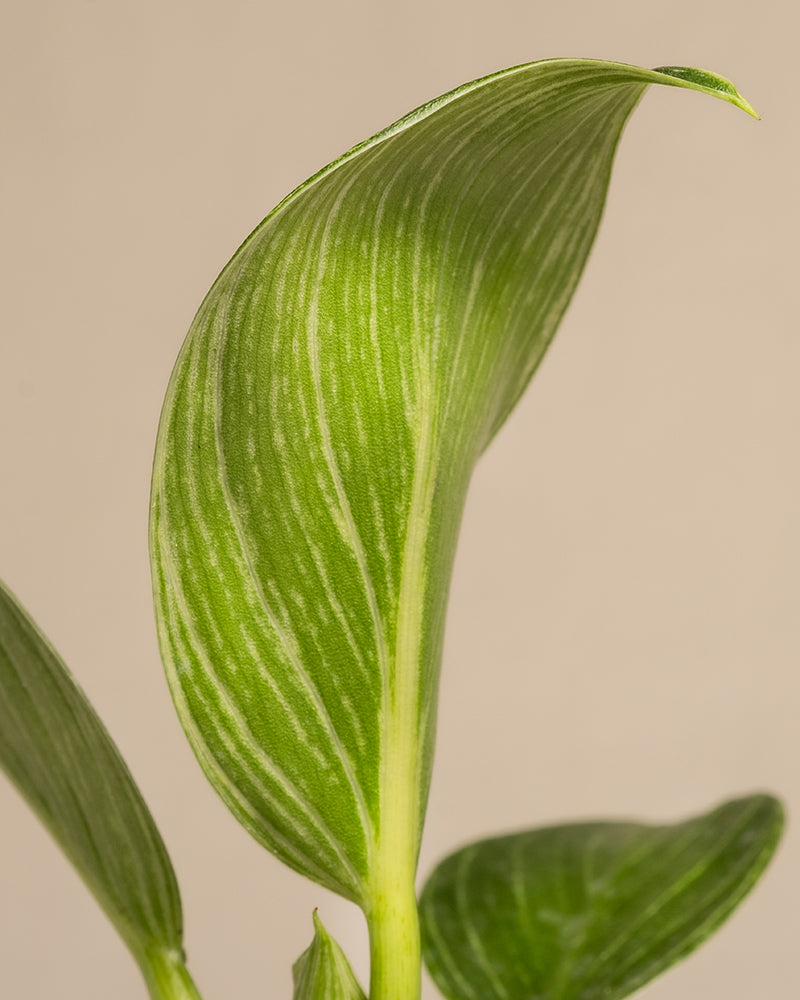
[
  {"xmin": 0, "ymin": 580, "xmax": 201, "ymax": 999},
  {"xmin": 150, "ymin": 60, "xmax": 757, "ymax": 913},
  {"xmin": 419, "ymin": 795, "xmax": 783, "ymax": 1000},
  {"xmin": 292, "ymin": 911, "xmax": 367, "ymax": 1000}
]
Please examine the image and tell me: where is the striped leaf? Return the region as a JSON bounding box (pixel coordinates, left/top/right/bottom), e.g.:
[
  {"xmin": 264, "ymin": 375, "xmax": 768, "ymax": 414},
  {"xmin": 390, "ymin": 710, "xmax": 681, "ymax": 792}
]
[
  {"xmin": 0, "ymin": 580, "xmax": 200, "ymax": 999},
  {"xmin": 292, "ymin": 911, "xmax": 367, "ymax": 1000},
  {"xmin": 150, "ymin": 60, "xmax": 756, "ymax": 908},
  {"xmin": 419, "ymin": 795, "xmax": 784, "ymax": 1000}
]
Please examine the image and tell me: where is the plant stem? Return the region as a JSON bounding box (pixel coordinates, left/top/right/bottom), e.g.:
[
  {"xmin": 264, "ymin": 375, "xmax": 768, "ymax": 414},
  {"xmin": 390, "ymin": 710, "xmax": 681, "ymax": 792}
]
[
  {"xmin": 367, "ymin": 872, "xmax": 421, "ymax": 1000},
  {"xmin": 140, "ymin": 948, "xmax": 204, "ymax": 1000}
]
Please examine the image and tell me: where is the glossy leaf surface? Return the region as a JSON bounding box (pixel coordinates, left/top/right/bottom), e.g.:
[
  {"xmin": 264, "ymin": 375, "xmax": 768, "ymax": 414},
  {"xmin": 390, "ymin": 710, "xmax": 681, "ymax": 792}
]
[
  {"xmin": 292, "ymin": 911, "xmax": 367, "ymax": 1000},
  {"xmin": 0, "ymin": 580, "xmax": 193, "ymax": 995},
  {"xmin": 150, "ymin": 59, "xmax": 756, "ymax": 905},
  {"xmin": 419, "ymin": 795, "xmax": 783, "ymax": 1000}
]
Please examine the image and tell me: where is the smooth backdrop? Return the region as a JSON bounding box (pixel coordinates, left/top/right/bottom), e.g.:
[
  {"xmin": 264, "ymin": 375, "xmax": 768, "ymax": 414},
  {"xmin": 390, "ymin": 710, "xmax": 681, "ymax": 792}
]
[{"xmin": 1, "ymin": 2, "xmax": 796, "ymax": 998}]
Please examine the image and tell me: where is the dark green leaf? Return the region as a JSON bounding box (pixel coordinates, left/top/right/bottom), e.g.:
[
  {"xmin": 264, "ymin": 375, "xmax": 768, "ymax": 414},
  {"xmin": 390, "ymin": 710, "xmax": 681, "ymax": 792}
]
[
  {"xmin": 292, "ymin": 911, "xmax": 367, "ymax": 1000},
  {"xmin": 0, "ymin": 580, "xmax": 199, "ymax": 998},
  {"xmin": 150, "ymin": 60, "xmax": 756, "ymax": 907},
  {"xmin": 419, "ymin": 795, "xmax": 783, "ymax": 1000}
]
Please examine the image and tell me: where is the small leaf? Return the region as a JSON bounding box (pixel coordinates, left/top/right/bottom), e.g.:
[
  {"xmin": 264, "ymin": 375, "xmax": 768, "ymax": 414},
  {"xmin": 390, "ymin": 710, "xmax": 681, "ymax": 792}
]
[
  {"xmin": 0, "ymin": 580, "xmax": 198, "ymax": 997},
  {"xmin": 419, "ymin": 795, "xmax": 783, "ymax": 1000},
  {"xmin": 150, "ymin": 59, "xmax": 756, "ymax": 907},
  {"xmin": 292, "ymin": 911, "xmax": 367, "ymax": 1000}
]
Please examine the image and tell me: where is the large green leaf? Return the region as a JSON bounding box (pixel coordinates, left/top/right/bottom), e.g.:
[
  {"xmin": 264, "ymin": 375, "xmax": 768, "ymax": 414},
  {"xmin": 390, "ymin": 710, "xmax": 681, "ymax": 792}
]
[
  {"xmin": 0, "ymin": 580, "xmax": 200, "ymax": 999},
  {"xmin": 419, "ymin": 795, "xmax": 783, "ymax": 1000},
  {"xmin": 292, "ymin": 911, "xmax": 367, "ymax": 1000},
  {"xmin": 150, "ymin": 59, "xmax": 756, "ymax": 915}
]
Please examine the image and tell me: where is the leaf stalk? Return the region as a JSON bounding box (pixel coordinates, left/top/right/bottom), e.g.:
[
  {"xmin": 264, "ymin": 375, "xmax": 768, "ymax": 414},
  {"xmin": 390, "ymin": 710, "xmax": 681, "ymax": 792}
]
[
  {"xmin": 367, "ymin": 874, "xmax": 421, "ymax": 1000},
  {"xmin": 140, "ymin": 949, "xmax": 204, "ymax": 1000}
]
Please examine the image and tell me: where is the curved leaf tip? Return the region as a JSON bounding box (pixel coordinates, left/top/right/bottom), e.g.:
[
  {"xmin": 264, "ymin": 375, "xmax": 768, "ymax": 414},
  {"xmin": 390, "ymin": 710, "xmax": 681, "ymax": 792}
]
[{"xmin": 652, "ymin": 65, "xmax": 759, "ymax": 117}]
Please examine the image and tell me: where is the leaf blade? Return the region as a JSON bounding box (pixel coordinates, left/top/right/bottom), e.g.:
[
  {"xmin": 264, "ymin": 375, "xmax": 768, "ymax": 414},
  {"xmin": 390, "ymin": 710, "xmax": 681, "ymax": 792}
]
[
  {"xmin": 0, "ymin": 580, "xmax": 188, "ymax": 988},
  {"xmin": 419, "ymin": 795, "xmax": 784, "ymax": 1000},
  {"xmin": 150, "ymin": 60, "xmax": 756, "ymax": 905}
]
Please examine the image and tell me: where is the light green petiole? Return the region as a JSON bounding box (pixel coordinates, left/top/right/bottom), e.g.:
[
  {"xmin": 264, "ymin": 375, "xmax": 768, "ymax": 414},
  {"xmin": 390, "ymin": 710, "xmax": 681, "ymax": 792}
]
[
  {"xmin": 140, "ymin": 949, "xmax": 204, "ymax": 1000},
  {"xmin": 367, "ymin": 873, "xmax": 421, "ymax": 1000}
]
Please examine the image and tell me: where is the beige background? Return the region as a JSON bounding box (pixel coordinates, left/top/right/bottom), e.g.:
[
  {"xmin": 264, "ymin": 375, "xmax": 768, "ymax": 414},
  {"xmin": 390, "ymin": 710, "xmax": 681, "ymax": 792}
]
[{"xmin": 0, "ymin": 1, "xmax": 796, "ymax": 997}]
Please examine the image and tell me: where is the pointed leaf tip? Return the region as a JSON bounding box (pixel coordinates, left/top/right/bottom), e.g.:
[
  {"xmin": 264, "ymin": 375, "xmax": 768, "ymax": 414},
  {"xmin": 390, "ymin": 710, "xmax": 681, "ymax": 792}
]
[
  {"xmin": 292, "ymin": 911, "xmax": 366, "ymax": 1000},
  {"xmin": 653, "ymin": 65, "xmax": 760, "ymax": 118}
]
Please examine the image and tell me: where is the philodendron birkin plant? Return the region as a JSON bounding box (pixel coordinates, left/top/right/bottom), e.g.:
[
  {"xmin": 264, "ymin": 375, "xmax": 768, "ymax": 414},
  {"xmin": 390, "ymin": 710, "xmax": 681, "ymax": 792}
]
[{"xmin": 0, "ymin": 58, "xmax": 784, "ymax": 1000}]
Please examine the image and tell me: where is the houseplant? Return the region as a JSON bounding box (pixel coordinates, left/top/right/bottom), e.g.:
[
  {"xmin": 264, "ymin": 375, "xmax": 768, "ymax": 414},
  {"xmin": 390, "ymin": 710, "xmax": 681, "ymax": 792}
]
[{"xmin": 0, "ymin": 57, "xmax": 783, "ymax": 1000}]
